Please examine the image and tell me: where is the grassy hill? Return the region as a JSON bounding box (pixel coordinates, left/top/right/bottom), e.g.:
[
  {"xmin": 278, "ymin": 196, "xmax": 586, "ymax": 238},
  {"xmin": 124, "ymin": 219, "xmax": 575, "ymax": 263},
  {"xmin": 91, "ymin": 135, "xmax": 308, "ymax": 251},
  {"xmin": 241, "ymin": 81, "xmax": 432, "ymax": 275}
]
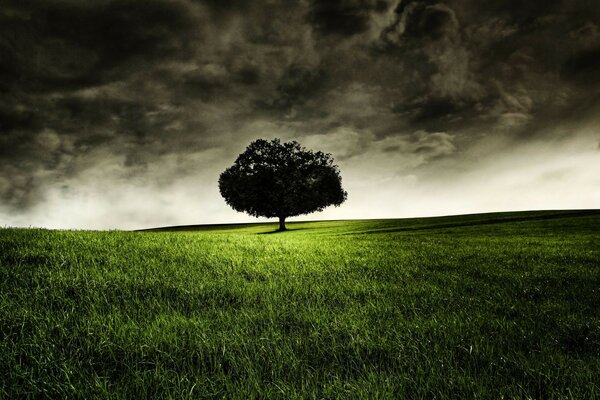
[{"xmin": 1, "ymin": 210, "xmax": 599, "ymax": 398}]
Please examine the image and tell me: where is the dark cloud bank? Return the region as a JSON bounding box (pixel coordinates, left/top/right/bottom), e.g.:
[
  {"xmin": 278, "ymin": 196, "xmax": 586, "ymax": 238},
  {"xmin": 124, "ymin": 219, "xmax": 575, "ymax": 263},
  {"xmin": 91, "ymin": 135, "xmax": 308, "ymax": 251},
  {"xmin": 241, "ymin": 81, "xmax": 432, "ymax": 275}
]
[{"xmin": 1, "ymin": 0, "xmax": 599, "ymax": 228}]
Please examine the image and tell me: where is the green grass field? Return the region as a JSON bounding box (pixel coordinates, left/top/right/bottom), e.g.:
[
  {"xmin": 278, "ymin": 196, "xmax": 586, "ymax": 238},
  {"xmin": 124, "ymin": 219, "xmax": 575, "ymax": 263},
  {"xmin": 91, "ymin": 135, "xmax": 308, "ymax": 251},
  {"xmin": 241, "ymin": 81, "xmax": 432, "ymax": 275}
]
[{"xmin": 1, "ymin": 210, "xmax": 599, "ymax": 399}]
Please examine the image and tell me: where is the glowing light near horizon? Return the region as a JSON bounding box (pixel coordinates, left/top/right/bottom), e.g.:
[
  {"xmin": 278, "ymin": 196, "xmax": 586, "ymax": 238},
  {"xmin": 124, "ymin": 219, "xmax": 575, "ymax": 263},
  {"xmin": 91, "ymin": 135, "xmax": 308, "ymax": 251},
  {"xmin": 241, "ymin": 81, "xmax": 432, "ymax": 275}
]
[{"xmin": 2, "ymin": 136, "xmax": 597, "ymax": 230}]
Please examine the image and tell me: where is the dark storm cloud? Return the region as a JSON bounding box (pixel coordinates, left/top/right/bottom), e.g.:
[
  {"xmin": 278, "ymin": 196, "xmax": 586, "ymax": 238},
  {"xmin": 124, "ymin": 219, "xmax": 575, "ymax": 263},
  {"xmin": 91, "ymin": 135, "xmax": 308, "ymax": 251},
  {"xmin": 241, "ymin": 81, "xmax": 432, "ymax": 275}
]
[
  {"xmin": 563, "ymin": 47, "xmax": 600, "ymax": 82},
  {"xmin": 383, "ymin": 1, "xmax": 459, "ymax": 41},
  {"xmin": 0, "ymin": 0, "xmax": 217, "ymax": 207},
  {"xmin": 1, "ymin": 0, "xmax": 600, "ymax": 217},
  {"xmin": 0, "ymin": 2, "xmax": 194, "ymax": 93},
  {"xmin": 373, "ymin": 0, "xmax": 600, "ymax": 138},
  {"xmin": 308, "ymin": 0, "xmax": 390, "ymax": 36},
  {"xmin": 256, "ymin": 64, "xmax": 330, "ymax": 113}
]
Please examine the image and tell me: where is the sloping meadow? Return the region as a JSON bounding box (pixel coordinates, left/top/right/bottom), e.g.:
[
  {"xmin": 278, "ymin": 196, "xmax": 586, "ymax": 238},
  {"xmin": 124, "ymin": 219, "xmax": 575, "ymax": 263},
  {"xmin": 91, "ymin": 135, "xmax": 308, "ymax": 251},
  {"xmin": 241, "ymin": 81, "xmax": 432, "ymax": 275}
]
[{"xmin": 1, "ymin": 210, "xmax": 599, "ymax": 398}]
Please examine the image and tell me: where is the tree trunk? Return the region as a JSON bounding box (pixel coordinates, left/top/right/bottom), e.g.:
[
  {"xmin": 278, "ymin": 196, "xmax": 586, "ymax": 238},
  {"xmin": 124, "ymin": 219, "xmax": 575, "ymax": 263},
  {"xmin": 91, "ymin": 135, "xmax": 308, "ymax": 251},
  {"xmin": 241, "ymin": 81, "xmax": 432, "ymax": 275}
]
[{"xmin": 278, "ymin": 216, "xmax": 287, "ymax": 231}]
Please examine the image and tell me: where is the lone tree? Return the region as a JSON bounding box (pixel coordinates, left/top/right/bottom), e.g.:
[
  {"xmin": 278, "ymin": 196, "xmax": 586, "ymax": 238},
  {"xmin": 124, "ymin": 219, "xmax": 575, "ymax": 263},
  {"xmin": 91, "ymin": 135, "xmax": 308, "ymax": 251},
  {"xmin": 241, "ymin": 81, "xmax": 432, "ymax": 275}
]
[{"xmin": 219, "ymin": 138, "xmax": 347, "ymax": 231}]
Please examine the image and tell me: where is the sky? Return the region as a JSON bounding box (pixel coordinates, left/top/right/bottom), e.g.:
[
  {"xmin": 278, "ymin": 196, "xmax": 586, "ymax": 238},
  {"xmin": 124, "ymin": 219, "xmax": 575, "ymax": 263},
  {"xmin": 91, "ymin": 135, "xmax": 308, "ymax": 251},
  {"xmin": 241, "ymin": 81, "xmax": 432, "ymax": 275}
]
[{"xmin": 1, "ymin": 0, "xmax": 599, "ymax": 230}]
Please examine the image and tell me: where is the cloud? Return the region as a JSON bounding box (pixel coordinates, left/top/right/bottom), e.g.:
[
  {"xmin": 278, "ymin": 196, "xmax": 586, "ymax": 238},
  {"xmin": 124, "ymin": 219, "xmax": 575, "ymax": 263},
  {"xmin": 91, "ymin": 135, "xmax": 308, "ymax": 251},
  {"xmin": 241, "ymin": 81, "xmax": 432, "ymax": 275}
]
[
  {"xmin": 257, "ymin": 64, "xmax": 329, "ymax": 112},
  {"xmin": 0, "ymin": 0, "xmax": 204, "ymax": 91},
  {"xmin": 307, "ymin": 0, "xmax": 390, "ymax": 37},
  {"xmin": 383, "ymin": 1, "xmax": 459, "ymax": 43},
  {"xmin": 1, "ymin": 0, "xmax": 599, "ymax": 227}
]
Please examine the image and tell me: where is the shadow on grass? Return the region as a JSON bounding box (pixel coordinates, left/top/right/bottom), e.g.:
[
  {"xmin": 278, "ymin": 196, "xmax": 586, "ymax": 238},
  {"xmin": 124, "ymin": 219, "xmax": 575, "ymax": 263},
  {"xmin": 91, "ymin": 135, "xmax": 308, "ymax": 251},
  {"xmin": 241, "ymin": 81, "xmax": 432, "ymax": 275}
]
[
  {"xmin": 258, "ymin": 228, "xmax": 307, "ymax": 235},
  {"xmin": 352, "ymin": 209, "xmax": 600, "ymax": 235}
]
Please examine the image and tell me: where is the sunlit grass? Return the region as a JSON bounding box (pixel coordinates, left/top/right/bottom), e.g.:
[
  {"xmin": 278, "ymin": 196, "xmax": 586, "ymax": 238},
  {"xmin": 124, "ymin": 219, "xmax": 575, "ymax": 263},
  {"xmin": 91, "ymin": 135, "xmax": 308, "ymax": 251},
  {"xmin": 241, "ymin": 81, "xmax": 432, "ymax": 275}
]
[{"xmin": 1, "ymin": 210, "xmax": 599, "ymax": 398}]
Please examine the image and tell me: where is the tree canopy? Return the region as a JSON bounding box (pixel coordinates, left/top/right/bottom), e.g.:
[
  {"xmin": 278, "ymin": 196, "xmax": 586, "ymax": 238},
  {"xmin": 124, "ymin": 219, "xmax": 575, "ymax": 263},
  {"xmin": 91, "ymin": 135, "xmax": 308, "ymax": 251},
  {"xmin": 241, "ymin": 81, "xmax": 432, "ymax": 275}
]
[{"xmin": 218, "ymin": 139, "xmax": 347, "ymax": 231}]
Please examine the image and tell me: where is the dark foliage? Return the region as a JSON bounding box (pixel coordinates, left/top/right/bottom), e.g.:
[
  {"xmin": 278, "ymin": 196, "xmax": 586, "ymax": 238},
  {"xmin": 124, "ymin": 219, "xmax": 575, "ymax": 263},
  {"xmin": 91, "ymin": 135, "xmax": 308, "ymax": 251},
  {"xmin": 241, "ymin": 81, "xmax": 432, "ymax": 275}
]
[{"xmin": 219, "ymin": 139, "xmax": 347, "ymax": 230}]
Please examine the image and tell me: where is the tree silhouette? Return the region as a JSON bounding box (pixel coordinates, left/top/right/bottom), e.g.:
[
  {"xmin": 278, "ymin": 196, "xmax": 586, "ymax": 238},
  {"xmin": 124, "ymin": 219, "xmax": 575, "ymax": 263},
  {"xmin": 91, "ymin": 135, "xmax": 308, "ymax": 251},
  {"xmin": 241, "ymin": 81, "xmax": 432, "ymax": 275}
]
[{"xmin": 219, "ymin": 139, "xmax": 347, "ymax": 231}]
